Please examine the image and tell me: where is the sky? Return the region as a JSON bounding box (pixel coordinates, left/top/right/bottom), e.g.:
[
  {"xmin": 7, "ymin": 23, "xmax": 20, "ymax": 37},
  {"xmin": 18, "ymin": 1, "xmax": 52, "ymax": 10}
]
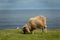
[{"xmin": 0, "ymin": 0, "xmax": 60, "ymax": 9}]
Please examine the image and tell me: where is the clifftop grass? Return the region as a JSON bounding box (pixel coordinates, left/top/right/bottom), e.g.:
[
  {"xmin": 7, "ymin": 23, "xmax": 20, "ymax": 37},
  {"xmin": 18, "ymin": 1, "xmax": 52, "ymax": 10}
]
[{"xmin": 0, "ymin": 29, "xmax": 60, "ymax": 40}]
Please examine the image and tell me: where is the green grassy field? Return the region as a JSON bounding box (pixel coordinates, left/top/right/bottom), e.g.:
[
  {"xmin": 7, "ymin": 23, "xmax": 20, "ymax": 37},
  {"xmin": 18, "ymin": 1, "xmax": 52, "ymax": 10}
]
[{"xmin": 0, "ymin": 29, "xmax": 60, "ymax": 40}]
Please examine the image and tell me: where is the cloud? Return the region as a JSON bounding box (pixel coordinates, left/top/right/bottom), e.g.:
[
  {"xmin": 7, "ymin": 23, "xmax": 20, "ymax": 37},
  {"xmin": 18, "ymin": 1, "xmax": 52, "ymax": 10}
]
[
  {"xmin": 47, "ymin": 0, "xmax": 60, "ymax": 9},
  {"xmin": 0, "ymin": 0, "xmax": 48, "ymax": 9},
  {"xmin": 15, "ymin": 0, "xmax": 47, "ymax": 4},
  {"xmin": 48, "ymin": 0, "xmax": 60, "ymax": 3},
  {"xmin": 0, "ymin": 0, "xmax": 60, "ymax": 9}
]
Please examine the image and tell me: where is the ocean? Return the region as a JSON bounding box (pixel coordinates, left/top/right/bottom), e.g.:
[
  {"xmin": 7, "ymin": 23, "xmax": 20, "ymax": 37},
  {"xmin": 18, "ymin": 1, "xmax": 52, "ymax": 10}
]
[{"xmin": 0, "ymin": 9, "xmax": 60, "ymax": 29}]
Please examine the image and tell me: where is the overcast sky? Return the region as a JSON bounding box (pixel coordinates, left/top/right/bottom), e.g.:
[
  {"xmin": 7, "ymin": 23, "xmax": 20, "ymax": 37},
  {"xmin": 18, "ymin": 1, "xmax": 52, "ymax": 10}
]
[{"xmin": 0, "ymin": 0, "xmax": 60, "ymax": 10}]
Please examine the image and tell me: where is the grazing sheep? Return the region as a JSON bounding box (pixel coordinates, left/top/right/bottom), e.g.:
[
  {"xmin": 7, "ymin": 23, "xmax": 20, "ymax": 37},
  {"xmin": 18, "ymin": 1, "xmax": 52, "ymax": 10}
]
[{"xmin": 22, "ymin": 16, "xmax": 47, "ymax": 34}]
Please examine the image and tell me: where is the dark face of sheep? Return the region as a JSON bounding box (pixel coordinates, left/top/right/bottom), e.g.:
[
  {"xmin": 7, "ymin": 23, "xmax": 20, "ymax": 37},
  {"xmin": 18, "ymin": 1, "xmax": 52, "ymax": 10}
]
[{"xmin": 22, "ymin": 24, "xmax": 30, "ymax": 34}]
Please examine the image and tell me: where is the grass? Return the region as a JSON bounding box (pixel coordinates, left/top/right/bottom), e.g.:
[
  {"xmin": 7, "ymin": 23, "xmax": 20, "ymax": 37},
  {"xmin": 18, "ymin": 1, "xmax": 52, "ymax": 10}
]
[{"xmin": 0, "ymin": 29, "xmax": 60, "ymax": 40}]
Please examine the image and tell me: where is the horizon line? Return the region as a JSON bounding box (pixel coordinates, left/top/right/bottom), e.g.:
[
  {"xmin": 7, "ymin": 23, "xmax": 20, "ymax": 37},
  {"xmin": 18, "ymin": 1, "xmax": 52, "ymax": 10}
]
[{"xmin": 0, "ymin": 8, "xmax": 60, "ymax": 10}]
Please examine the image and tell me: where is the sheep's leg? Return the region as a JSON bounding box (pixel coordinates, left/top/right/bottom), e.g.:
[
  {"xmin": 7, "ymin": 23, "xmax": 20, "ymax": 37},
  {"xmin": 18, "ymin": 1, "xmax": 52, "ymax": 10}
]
[
  {"xmin": 23, "ymin": 31, "xmax": 26, "ymax": 34},
  {"xmin": 30, "ymin": 30, "xmax": 34, "ymax": 34}
]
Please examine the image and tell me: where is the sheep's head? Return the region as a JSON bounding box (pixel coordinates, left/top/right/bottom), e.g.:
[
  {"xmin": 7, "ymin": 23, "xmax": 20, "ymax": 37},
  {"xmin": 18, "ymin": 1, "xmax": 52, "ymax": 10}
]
[{"xmin": 22, "ymin": 24, "xmax": 30, "ymax": 34}]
